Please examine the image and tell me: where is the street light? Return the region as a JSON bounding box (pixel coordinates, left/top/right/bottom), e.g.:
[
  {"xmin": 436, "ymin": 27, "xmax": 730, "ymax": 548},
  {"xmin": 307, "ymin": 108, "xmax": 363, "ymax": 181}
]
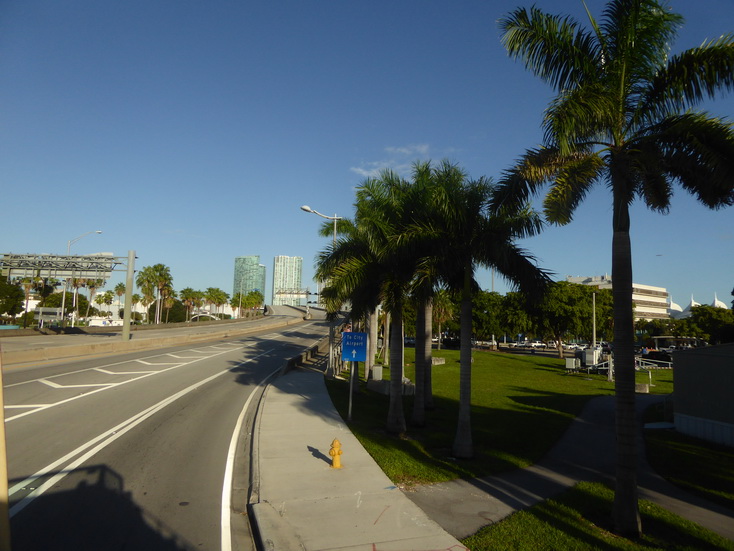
[
  {"xmin": 301, "ymin": 205, "xmax": 342, "ymax": 377},
  {"xmin": 61, "ymin": 230, "xmax": 103, "ymax": 327},
  {"xmin": 300, "ymin": 205, "xmax": 341, "ymax": 246},
  {"xmin": 67, "ymin": 230, "xmax": 102, "ymax": 254}
]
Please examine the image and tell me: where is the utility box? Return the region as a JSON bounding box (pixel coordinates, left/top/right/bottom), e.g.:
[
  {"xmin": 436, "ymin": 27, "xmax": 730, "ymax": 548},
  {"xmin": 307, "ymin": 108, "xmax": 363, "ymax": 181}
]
[
  {"xmin": 584, "ymin": 348, "xmax": 600, "ymax": 367},
  {"xmin": 371, "ymin": 365, "xmax": 383, "ymax": 381}
]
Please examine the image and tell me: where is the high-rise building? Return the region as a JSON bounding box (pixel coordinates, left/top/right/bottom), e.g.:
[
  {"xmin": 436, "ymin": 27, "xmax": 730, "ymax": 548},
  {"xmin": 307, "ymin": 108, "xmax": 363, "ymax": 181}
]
[
  {"xmin": 272, "ymin": 255, "xmax": 303, "ymax": 306},
  {"xmin": 233, "ymin": 256, "xmax": 267, "ymax": 298}
]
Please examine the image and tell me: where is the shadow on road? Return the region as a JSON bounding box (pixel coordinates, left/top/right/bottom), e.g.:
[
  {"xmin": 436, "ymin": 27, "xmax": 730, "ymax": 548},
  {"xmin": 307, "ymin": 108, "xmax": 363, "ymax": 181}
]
[{"xmin": 11, "ymin": 464, "xmax": 198, "ymax": 551}]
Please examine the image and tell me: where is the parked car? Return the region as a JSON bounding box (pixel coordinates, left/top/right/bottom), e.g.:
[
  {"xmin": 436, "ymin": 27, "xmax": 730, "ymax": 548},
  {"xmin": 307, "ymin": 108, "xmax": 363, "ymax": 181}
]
[{"xmin": 529, "ymin": 340, "xmax": 547, "ymax": 349}]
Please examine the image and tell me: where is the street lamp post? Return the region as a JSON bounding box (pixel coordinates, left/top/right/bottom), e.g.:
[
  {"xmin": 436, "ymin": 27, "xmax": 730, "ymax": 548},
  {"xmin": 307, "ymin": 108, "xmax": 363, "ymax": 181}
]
[
  {"xmin": 301, "ymin": 205, "xmax": 342, "ymax": 377},
  {"xmin": 60, "ymin": 230, "xmax": 102, "ymax": 327}
]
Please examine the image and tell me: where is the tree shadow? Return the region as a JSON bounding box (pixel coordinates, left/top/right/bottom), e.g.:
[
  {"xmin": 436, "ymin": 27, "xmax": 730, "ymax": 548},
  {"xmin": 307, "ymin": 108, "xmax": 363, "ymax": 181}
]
[{"xmin": 11, "ymin": 464, "xmax": 198, "ymax": 551}]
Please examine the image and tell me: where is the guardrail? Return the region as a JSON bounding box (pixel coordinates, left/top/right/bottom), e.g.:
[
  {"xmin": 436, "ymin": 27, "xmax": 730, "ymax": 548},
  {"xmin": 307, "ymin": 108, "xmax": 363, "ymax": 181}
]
[{"xmin": 636, "ymin": 357, "xmax": 673, "ymax": 369}]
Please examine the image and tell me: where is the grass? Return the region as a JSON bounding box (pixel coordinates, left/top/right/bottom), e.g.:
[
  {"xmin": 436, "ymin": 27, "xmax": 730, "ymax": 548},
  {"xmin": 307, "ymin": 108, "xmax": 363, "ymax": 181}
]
[
  {"xmin": 326, "ymin": 348, "xmax": 673, "ymax": 486},
  {"xmin": 462, "ymin": 481, "xmax": 734, "ymax": 551}
]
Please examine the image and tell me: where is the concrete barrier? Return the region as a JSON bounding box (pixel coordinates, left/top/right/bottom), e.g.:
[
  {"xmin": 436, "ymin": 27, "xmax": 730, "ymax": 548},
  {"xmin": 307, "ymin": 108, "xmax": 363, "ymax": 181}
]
[{"xmin": 1, "ymin": 316, "xmax": 305, "ymax": 366}]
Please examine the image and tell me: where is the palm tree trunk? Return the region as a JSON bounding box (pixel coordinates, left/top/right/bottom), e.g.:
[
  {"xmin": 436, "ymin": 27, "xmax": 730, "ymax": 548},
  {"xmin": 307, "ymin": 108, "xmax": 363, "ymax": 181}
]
[
  {"xmin": 452, "ymin": 267, "xmax": 474, "ymax": 459},
  {"xmin": 386, "ymin": 308, "xmax": 406, "ymax": 434},
  {"xmin": 424, "ymin": 299, "xmax": 435, "ymax": 410},
  {"xmin": 367, "ymin": 308, "xmax": 378, "ymax": 379},
  {"xmin": 412, "ymin": 298, "xmax": 431, "ymax": 427},
  {"xmin": 611, "ymin": 187, "xmax": 641, "ymax": 537}
]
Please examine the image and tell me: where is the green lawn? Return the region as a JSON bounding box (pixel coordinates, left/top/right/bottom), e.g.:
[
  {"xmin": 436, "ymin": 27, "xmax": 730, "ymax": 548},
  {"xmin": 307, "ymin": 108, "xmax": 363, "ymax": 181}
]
[
  {"xmin": 326, "ymin": 348, "xmax": 672, "ymax": 485},
  {"xmin": 325, "ymin": 348, "xmax": 733, "ymax": 548}
]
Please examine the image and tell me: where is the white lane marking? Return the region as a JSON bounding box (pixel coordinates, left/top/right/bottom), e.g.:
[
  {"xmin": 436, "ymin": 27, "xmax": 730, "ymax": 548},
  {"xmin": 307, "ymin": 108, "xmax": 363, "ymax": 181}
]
[
  {"xmin": 94, "ymin": 368, "xmax": 158, "ymax": 375},
  {"xmin": 9, "ymin": 348, "xmax": 277, "ymax": 518},
  {"xmin": 135, "ymin": 359, "xmax": 180, "ymax": 366},
  {"xmin": 6, "ymin": 346, "xmax": 244, "ymax": 422},
  {"xmin": 39, "ymin": 379, "xmax": 115, "ymax": 389},
  {"xmin": 220, "ymin": 365, "xmax": 282, "ymax": 551}
]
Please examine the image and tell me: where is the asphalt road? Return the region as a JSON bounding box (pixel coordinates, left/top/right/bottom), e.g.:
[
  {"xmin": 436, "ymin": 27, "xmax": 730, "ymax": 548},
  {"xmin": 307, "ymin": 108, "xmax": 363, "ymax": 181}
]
[{"xmin": 3, "ymin": 314, "xmax": 329, "ymax": 550}]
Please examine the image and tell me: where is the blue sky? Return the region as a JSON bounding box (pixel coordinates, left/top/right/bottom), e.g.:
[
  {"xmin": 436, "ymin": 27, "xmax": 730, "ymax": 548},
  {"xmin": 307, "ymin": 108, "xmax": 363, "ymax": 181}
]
[{"xmin": 2, "ymin": 0, "xmax": 733, "ymax": 309}]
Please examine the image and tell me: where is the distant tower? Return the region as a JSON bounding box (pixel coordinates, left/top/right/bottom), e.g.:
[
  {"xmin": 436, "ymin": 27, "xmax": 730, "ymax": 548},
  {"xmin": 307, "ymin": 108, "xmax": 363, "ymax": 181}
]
[
  {"xmin": 272, "ymin": 256, "xmax": 303, "ymax": 306},
  {"xmin": 233, "ymin": 256, "xmax": 267, "ymax": 297}
]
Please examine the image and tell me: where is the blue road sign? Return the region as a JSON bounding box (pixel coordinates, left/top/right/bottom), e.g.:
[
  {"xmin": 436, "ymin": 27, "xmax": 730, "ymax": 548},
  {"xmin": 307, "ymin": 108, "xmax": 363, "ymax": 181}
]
[{"xmin": 342, "ymin": 331, "xmax": 367, "ymax": 362}]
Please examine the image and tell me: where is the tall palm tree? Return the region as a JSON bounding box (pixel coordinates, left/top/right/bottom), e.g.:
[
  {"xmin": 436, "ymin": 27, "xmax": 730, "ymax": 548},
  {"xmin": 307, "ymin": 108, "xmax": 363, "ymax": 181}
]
[
  {"xmin": 131, "ymin": 293, "xmax": 141, "ymax": 321},
  {"xmin": 102, "ymin": 290, "xmax": 114, "ymax": 317},
  {"xmin": 151, "ymin": 264, "xmax": 173, "ymax": 324},
  {"xmin": 316, "ymin": 171, "xmax": 419, "ymax": 434},
  {"xmin": 94, "ymin": 294, "xmax": 106, "ymax": 315},
  {"xmin": 496, "ymin": 0, "xmax": 734, "ymax": 535},
  {"xmin": 85, "ymin": 279, "xmax": 104, "ymax": 319},
  {"xmin": 135, "ymin": 266, "xmax": 157, "ymax": 323},
  {"xmin": 114, "ymin": 282, "xmax": 125, "ymax": 319},
  {"xmin": 162, "ymin": 287, "xmax": 177, "ymax": 323},
  {"xmin": 416, "ymin": 168, "xmax": 550, "ymax": 459},
  {"xmin": 405, "ymin": 161, "xmax": 441, "ymax": 427},
  {"xmin": 179, "ymin": 287, "xmax": 198, "ymax": 321}
]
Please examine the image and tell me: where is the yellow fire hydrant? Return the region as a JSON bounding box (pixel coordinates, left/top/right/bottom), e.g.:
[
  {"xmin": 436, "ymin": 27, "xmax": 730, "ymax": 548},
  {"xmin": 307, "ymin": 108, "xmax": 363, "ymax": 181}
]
[{"xmin": 329, "ymin": 438, "xmax": 343, "ymax": 469}]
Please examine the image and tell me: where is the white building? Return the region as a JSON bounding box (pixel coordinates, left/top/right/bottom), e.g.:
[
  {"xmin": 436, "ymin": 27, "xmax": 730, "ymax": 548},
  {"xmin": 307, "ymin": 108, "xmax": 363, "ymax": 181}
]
[
  {"xmin": 272, "ymin": 256, "xmax": 303, "ymax": 306},
  {"xmin": 566, "ymin": 275, "xmax": 669, "ymax": 321},
  {"xmin": 670, "ymin": 294, "xmax": 728, "ymax": 319}
]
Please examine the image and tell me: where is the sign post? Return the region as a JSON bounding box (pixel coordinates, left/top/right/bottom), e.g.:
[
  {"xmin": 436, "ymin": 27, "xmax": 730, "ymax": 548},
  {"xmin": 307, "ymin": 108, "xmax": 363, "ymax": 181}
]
[{"xmin": 341, "ymin": 332, "xmax": 367, "ymax": 421}]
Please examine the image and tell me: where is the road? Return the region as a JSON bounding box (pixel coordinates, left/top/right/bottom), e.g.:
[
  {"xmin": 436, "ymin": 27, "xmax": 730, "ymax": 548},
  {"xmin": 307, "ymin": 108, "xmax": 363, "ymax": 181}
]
[{"xmin": 2, "ymin": 312, "xmax": 329, "ymax": 550}]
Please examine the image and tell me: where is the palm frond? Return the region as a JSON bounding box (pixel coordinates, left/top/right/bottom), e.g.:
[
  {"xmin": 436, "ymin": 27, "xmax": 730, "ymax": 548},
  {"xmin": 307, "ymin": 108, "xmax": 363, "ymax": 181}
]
[
  {"xmin": 639, "ymin": 33, "xmax": 734, "ymax": 121},
  {"xmin": 492, "ymin": 147, "xmax": 563, "ymax": 213},
  {"xmin": 544, "ymin": 83, "xmax": 618, "ymax": 150},
  {"xmin": 499, "ymin": 6, "xmax": 599, "ymax": 91},
  {"xmin": 647, "ymin": 113, "xmax": 734, "ymax": 208},
  {"xmin": 601, "ymin": 0, "xmax": 682, "ymax": 81},
  {"xmin": 543, "ymin": 152, "xmax": 604, "ymax": 224}
]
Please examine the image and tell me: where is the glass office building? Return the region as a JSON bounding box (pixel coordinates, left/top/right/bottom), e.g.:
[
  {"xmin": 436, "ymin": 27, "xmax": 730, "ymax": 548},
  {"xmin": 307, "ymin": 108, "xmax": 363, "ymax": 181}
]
[{"xmin": 233, "ymin": 256, "xmax": 267, "ymax": 298}]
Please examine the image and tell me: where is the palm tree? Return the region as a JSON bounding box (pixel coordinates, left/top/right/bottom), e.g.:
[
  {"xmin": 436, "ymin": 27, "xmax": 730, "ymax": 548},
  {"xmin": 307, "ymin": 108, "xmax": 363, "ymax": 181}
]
[
  {"xmin": 114, "ymin": 282, "xmax": 125, "ymax": 319},
  {"xmin": 85, "ymin": 279, "xmax": 104, "ymax": 319},
  {"xmin": 135, "ymin": 266, "xmax": 157, "ymax": 323},
  {"xmin": 179, "ymin": 287, "xmax": 198, "ymax": 321},
  {"xmin": 135, "ymin": 265, "xmax": 172, "ymax": 324},
  {"xmin": 102, "ymin": 291, "xmax": 114, "ymax": 317},
  {"xmin": 405, "ymin": 161, "xmax": 440, "ymax": 427},
  {"xmin": 151, "ymin": 264, "xmax": 173, "ymax": 324},
  {"xmin": 415, "ymin": 167, "xmax": 550, "ymax": 459},
  {"xmin": 316, "ymin": 171, "xmax": 418, "ymax": 435},
  {"xmin": 496, "ymin": 0, "xmax": 734, "ymax": 535},
  {"xmin": 94, "ymin": 294, "xmax": 106, "ymax": 315},
  {"xmin": 162, "ymin": 287, "xmax": 177, "ymax": 323},
  {"xmin": 131, "ymin": 293, "xmax": 141, "ymax": 321}
]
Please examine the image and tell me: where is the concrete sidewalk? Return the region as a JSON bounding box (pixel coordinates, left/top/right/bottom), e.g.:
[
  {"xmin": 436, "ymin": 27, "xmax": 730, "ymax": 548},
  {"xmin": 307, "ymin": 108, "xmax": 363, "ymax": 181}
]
[{"xmin": 249, "ymin": 361, "xmax": 467, "ymax": 551}]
